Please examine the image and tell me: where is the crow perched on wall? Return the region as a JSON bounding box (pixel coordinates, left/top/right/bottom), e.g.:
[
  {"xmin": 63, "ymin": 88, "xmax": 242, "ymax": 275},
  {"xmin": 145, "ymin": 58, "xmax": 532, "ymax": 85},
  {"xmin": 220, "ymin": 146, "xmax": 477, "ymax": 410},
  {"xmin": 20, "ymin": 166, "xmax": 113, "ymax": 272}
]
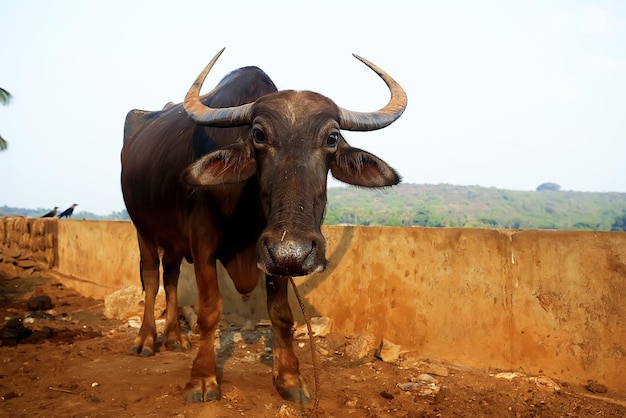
[
  {"xmin": 40, "ymin": 207, "xmax": 58, "ymax": 218},
  {"xmin": 57, "ymin": 204, "xmax": 78, "ymax": 219}
]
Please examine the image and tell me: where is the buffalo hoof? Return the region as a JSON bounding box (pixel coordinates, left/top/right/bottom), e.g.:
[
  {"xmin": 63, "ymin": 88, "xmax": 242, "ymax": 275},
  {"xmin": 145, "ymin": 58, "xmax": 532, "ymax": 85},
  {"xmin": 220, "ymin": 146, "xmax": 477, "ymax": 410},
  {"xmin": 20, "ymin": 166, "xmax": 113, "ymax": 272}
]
[
  {"xmin": 278, "ymin": 388, "xmax": 311, "ymax": 403},
  {"xmin": 164, "ymin": 339, "xmax": 191, "ymax": 352},
  {"xmin": 278, "ymin": 385, "xmax": 312, "ymax": 404},
  {"xmin": 183, "ymin": 378, "xmax": 221, "ymax": 403},
  {"xmin": 127, "ymin": 345, "xmax": 155, "ymax": 357}
]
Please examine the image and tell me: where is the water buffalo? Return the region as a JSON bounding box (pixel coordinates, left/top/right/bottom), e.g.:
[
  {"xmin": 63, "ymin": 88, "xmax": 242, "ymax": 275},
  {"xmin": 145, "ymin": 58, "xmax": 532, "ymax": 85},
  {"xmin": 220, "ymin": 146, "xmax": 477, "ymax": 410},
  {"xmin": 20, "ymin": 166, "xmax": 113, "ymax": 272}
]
[{"xmin": 120, "ymin": 48, "xmax": 407, "ymax": 403}]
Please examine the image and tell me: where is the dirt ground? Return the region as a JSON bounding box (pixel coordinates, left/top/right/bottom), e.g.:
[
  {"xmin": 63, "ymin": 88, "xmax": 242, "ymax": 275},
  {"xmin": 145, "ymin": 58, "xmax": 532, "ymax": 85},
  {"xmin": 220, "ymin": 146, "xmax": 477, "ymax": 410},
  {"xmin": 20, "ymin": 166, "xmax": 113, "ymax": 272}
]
[{"xmin": 1, "ymin": 273, "xmax": 625, "ymax": 418}]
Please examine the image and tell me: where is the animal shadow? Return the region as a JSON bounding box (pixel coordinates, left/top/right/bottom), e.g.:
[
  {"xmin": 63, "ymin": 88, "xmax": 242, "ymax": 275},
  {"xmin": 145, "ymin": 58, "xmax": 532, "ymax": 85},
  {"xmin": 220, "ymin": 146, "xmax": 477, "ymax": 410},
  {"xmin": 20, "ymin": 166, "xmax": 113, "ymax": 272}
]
[{"xmin": 215, "ymin": 327, "xmax": 273, "ymax": 382}]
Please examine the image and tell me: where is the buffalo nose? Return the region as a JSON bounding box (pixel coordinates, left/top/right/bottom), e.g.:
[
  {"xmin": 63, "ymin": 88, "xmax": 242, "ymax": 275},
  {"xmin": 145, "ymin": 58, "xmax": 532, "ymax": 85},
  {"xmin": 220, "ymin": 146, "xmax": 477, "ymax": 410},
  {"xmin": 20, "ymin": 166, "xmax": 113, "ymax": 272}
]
[{"xmin": 258, "ymin": 231, "xmax": 326, "ymax": 276}]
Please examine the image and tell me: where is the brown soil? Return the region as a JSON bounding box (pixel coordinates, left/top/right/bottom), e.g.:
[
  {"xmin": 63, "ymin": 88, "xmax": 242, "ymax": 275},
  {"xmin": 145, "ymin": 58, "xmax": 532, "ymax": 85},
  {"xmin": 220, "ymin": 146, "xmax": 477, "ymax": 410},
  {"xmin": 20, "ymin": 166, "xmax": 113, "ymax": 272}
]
[{"xmin": 1, "ymin": 274, "xmax": 625, "ymax": 418}]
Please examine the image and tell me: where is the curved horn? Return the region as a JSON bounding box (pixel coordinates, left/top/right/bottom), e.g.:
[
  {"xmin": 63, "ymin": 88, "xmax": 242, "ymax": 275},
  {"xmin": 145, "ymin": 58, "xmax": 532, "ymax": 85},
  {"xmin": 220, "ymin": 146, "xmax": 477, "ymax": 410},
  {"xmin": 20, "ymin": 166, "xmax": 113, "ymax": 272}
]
[
  {"xmin": 183, "ymin": 48, "xmax": 254, "ymax": 126},
  {"xmin": 338, "ymin": 54, "xmax": 408, "ymax": 131}
]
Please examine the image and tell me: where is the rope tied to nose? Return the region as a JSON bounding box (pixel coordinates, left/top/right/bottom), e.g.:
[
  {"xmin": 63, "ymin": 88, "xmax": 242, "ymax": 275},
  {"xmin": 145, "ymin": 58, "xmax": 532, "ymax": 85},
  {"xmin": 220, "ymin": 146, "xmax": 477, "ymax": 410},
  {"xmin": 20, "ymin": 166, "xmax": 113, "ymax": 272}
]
[{"xmin": 289, "ymin": 277, "xmax": 320, "ymax": 417}]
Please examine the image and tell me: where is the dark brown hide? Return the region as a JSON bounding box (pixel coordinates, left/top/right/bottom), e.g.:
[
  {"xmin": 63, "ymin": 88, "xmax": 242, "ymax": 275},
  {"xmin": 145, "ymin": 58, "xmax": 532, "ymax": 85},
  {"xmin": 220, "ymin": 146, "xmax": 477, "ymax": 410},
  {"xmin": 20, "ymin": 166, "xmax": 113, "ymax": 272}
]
[{"xmin": 120, "ymin": 51, "xmax": 406, "ymax": 404}]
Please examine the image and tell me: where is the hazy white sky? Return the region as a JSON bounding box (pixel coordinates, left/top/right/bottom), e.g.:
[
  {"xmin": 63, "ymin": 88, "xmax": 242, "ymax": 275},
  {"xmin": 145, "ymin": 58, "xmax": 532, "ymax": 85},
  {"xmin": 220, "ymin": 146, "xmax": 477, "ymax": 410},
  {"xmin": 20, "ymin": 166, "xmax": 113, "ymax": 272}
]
[{"xmin": 1, "ymin": 0, "xmax": 625, "ymax": 215}]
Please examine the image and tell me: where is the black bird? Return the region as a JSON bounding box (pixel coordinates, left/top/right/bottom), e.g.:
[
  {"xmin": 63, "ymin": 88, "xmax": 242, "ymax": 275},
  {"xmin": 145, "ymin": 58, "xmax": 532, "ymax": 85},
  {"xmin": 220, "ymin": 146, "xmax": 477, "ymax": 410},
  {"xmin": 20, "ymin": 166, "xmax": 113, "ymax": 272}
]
[
  {"xmin": 40, "ymin": 206, "xmax": 59, "ymax": 218},
  {"xmin": 58, "ymin": 203, "xmax": 78, "ymax": 219}
]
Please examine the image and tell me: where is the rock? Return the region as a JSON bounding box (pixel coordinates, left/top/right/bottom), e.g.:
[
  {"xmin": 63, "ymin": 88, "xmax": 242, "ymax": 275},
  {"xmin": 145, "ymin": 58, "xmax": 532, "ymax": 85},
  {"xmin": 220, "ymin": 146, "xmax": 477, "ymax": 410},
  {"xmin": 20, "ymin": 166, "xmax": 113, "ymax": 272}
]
[
  {"xmin": 399, "ymin": 353, "xmax": 450, "ymax": 377},
  {"xmin": 27, "ymin": 294, "xmax": 53, "ymax": 311},
  {"xmin": 494, "ymin": 371, "xmax": 526, "ymax": 380},
  {"xmin": 22, "ymin": 326, "xmax": 54, "ymax": 343},
  {"xmin": 17, "ymin": 259, "xmax": 37, "ymax": 269},
  {"xmin": 530, "ymin": 376, "xmax": 561, "ymax": 393},
  {"xmin": 127, "ymin": 316, "xmax": 142, "ymax": 328},
  {"xmin": 585, "ymin": 380, "xmax": 607, "ymax": 394},
  {"xmin": 494, "ymin": 372, "xmax": 561, "ymax": 393},
  {"xmin": 256, "ymin": 319, "xmax": 272, "ymax": 327},
  {"xmin": 0, "ymin": 318, "xmax": 33, "ymax": 343},
  {"xmin": 375, "ymin": 338, "xmax": 401, "ymax": 363},
  {"xmin": 294, "ymin": 317, "xmax": 332, "ymax": 339},
  {"xmin": 5, "ymin": 258, "xmax": 19, "ymax": 267},
  {"xmin": 19, "ymin": 267, "xmax": 35, "ymax": 277},
  {"xmin": 316, "ymin": 345, "xmax": 329, "ymax": 355},
  {"xmin": 344, "ymin": 397, "xmax": 358, "ymax": 408},
  {"xmin": 104, "ymin": 286, "xmax": 166, "ymax": 319},
  {"xmin": 26, "ymin": 311, "xmax": 55, "ymax": 320},
  {"xmin": 397, "ymin": 374, "xmax": 440, "ymax": 397},
  {"xmin": 155, "ymin": 318, "xmax": 166, "ymax": 334},
  {"xmin": 421, "ymin": 362, "xmax": 448, "ymax": 377},
  {"xmin": 344, "ymin": 334, "xmax": 376, "ymax": 361},
  {"xmin": 231, "ymin": 332, "xmax": 244, "ymax": 344},
  {"xmin": 2, "ymin": 247, "xmax": 21, "ymax": 259},
  {"xmin": 2, "ymin": 256, "xmax": 18, "ymax": 265},
  {"xmin": 0, "ymin": 263, "xmax": 20, "ymax": 279},
  {"xmin": 17, "ymin": 251, "xmax": 33, "ymax": 261},
  {"xmin": 32, "ymin": 252, "xmax": 50, "ymax": 263},
  {"xmin": 276, "ymin": 404, "xmax": 300, "ymax": 417}
]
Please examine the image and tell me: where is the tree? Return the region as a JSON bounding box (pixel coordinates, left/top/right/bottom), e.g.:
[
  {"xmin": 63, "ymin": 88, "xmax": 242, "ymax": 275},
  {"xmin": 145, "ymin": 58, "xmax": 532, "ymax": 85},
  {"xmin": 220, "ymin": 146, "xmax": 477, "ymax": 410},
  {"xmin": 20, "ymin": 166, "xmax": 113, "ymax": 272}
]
[
  {"xmin": 611, "ymin": 211, "xmax": 626, "ymax": 232},
  {"xmin": 536, "ymin": 182, "xmax": 561, "ymax": 192},
  {"xmin": 0, "ymin": 87, "xmax": 12, "ymax": 151}
]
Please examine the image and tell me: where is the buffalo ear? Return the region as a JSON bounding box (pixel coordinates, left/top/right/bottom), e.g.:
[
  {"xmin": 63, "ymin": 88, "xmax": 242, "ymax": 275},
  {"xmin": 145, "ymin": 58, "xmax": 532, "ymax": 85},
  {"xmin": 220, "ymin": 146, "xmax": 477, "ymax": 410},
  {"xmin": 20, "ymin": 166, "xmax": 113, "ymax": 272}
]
[
  {"xmin": 331, "ymin": 146, "xmax": 400, "ymax": 187},
  {"xmin": 184, "ymin": 143, "xmax": 257, "ymax": 185}
]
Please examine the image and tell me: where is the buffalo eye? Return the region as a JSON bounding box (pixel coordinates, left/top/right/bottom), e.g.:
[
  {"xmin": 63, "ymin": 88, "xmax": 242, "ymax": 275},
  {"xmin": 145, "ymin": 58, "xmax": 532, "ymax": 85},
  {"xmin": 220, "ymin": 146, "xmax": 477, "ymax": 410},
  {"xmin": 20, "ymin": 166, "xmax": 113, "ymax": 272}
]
[
  {"xmin": 325, "ymin": 132, "xmax": 339, "ymax": 148},
  {"xmin": 253, "ymin": 128, "xmax": 266, "ymax": 144}
]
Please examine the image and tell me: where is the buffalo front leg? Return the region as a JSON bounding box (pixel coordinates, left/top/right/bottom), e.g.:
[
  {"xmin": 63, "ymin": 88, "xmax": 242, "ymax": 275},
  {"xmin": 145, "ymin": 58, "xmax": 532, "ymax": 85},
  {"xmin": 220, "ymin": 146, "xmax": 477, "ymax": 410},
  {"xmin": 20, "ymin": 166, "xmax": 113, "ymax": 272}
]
[
  {"xmin": 184, "ymin": 256, "xmax": 223, "ymax": 403},
  {"xmin": 267, "ymin": 275, "xmax": 311, "ymax": 403},
  {"xmin": 129, "ymin": 232, "xmax": 159, "ymax": 357}
]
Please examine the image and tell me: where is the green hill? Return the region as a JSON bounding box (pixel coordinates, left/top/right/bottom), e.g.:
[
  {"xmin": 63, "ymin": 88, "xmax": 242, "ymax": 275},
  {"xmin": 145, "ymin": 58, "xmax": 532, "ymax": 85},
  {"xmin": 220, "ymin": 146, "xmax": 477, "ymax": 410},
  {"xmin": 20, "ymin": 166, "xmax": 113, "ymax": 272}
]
[
  {"xmin": 0, "ymin": 205, "xmax": 129, "ymax": 221},
  {"xmin": 3, "ymin": 184, "xmax": 625, "ymax": 231},
  {"xmin": 324, "ymin": 183, "xmax": 626, "ymax": 231}
]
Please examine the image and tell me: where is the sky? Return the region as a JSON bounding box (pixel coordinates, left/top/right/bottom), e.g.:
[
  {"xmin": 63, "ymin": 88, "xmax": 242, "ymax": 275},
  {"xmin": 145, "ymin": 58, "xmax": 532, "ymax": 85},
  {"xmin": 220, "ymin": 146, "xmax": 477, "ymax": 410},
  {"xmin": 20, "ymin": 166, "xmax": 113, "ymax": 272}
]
[{"xmin": 1, "ymin": 0, "xmax": 625, "ymax": 215}]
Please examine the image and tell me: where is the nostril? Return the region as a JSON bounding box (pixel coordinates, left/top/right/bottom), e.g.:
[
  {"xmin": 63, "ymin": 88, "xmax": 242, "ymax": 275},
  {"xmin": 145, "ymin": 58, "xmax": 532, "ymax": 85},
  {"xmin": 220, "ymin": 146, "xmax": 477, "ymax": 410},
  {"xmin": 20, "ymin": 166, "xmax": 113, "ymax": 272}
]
[
  {"xmin": 263, "ymin": 237, "xmax": 279, "ymax": 263},
  {"xmin": 264, "ymin": 236, "xmax": 310, "ymax": 262},
  {"xmin": 258, "ymin": 231, "xmax": 326, "ymax": 276},
  {"xmin": 280, "ymin": 239, "xmax": 308, "ymax": 260}
]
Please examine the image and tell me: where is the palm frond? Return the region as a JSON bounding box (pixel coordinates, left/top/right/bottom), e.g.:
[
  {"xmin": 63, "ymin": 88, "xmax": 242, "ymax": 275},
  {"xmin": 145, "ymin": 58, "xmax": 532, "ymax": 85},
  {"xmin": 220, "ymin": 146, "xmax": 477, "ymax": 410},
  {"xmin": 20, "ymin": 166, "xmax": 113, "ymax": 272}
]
[{"xmin": 0, "ymin": 88, "xmax": 12, "ymax": 105}]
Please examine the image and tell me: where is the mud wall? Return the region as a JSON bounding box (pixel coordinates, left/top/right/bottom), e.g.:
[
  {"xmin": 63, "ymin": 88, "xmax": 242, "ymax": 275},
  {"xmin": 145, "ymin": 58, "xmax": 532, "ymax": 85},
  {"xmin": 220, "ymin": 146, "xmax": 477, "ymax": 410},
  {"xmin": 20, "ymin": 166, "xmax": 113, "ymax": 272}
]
[
  {"xmin": 301, "ymin": 227, "xmax": 626, "ymax": 394},
  {"xmin": 0, "ymin": 217, "xmax": 57, "ymax": 278},
  {"xmin": 1, "ymin": 218, "xmax": 625, "ymax": 393},
  {"xmin": 54, "ymin": 220, "xmax": 139, "ymax": 297}
]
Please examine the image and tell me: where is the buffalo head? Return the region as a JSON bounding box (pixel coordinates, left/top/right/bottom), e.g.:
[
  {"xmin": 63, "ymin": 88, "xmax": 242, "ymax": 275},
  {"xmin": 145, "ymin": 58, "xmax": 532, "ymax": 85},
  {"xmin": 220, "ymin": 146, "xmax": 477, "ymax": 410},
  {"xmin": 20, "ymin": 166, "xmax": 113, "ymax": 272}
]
[{"xmin": 183, "ymin": 48, "xmax": 407, "ymax": 276}]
